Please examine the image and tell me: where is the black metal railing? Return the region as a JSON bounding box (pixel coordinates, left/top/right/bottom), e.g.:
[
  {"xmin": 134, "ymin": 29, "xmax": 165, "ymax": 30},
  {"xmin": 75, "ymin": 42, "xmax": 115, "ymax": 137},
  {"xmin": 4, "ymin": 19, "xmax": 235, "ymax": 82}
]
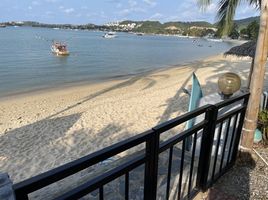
[{"xmin": 13, "ymin": 92, "xmax": 250, "ymax": 200}]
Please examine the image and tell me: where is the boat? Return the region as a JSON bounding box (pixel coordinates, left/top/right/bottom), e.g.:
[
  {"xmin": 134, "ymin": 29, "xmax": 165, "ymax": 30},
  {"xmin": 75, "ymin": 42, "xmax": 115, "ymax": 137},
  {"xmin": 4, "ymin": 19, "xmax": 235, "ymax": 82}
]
[
  {"xmin": 103, "ymin": 32, "xmax": 117, "ymax": 38},
  {"xmin": 51, "ymin": 41, "xmax": 69, "ymax": 56},
  {"xmin": 206, "ymin": 38, "xmax": 223, "ymax": 42},
  {"xmin": 136, "ymin": 33, "xmax": 144, "ymax": 36},
  {"xmin": 0, "ymin": 24, "xmax": 6, "ymax": 28}
]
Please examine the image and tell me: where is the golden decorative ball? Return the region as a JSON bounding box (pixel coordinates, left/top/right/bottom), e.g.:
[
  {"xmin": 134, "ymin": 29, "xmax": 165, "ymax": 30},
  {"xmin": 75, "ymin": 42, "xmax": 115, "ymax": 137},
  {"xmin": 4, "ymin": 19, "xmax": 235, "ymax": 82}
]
[{"xmin": 218, "ymin": 73, "xmax": 241, "ymax": 96}]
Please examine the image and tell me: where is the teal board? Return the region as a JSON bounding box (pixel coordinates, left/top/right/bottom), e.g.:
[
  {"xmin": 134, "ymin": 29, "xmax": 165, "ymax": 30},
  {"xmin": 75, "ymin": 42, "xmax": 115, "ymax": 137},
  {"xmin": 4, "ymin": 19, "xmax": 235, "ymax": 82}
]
[{"xmin": 185, "ymin": 73, "xmax": 203, "ymax": 150}]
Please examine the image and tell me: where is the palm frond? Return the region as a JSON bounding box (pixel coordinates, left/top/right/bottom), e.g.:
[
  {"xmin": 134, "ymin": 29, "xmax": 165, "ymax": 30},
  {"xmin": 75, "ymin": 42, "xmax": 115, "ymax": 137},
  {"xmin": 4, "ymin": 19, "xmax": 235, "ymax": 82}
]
[
  {"xmin": 216, "ymin": 0, "xmax": 241, "ymax": 35},
  {"xmin": 198, "ymin": 0, "xmax": 260, "ymax": 35},
  {"xmin": 198, "ymin": 0, "xmax": 213, "ymax": 10},
  {"xmin": 249, "ymin": 0, "xmax": 261, "ymax": 9}
]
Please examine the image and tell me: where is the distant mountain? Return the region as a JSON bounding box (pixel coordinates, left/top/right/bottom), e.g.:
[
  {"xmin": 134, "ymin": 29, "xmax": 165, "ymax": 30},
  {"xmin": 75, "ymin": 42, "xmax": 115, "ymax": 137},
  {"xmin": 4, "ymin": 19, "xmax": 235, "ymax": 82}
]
[
  {"xmin": 163, "ymin": 21, "xmax": 214, "ymax": 29},
  {"xmin": 1, "ymin": 16, "xmax": 259, "ymax": 36},
  {"xmin": 118, "ymin": 20, "xmax": 215, "ymax": 34},
  {"xmin": 234, "ymin": 16, "xmax": 259, "ymax": 30}
]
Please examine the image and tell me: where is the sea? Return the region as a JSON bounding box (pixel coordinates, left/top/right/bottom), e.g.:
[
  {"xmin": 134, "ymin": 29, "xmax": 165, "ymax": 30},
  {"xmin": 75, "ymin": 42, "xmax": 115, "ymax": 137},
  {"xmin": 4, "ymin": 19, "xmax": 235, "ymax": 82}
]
[{"xmin": 0, "ymin": 26, "xmax": 236, "ymax": 97}]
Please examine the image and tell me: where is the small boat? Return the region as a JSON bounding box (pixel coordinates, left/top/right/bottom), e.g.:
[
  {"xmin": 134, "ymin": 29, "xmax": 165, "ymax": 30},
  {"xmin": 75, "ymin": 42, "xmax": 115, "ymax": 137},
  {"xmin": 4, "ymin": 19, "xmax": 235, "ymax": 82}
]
[
  {"xmin": 51, "ymin": 41, "xmax": 69, "ymax": 56},
  {"xmin": 136, "ymin": 33, "xmax": 144, "ymax": 36},
  {"xmin": 206, "ymin": 38, "xmax": 223, "ymax": 42},
  {"xmin": 0, "ymin": 24, "xmax": 6, "ymax": 28},
  {"xmin": 103, "ymin": 32, "xmax": 117, "ymax": 39}
]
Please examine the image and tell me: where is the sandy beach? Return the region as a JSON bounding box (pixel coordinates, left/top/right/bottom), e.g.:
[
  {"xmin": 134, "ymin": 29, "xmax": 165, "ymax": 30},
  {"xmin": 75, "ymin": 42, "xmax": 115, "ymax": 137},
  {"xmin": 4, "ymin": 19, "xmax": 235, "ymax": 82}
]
[{"xmin": 0, "ymin": 54, "xmax": 260, "ymax": 185}]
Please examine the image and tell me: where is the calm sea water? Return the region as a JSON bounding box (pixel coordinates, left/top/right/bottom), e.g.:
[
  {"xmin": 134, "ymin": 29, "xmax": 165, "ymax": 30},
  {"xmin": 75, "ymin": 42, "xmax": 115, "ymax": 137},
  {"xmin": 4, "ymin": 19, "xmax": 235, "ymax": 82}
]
[{"xmin": 0, "ymin": 27, "xmax": 235, "ymax": 97}]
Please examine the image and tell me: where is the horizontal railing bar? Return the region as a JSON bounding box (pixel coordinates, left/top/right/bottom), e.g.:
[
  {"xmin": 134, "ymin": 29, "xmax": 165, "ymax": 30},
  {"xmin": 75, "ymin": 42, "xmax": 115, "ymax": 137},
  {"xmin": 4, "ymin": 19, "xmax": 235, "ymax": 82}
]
[
  {"xmin": 159, "ymin": 121, "xmax": 207, "ymax": 153},
  {"xmin": 214, "ymin": 93, "xmax": 249, "ymax": 109},
  {"xmin": 12, "ymin": 93, "xmax": 250, "ymax": 199},
  {"xmin": 54, "ymin": 155, "xmax": 146, "ymax": 200},
  {"xmin": 216, "ymin": 106, "xmax": 245, "ymax": 123},
  {"xmin": 153, "ymin": 105, "xmax": 211, "ymax": 133},
  {"xmin": 14, "ymin": 130, "xmax": 153, "ymax": 195}
]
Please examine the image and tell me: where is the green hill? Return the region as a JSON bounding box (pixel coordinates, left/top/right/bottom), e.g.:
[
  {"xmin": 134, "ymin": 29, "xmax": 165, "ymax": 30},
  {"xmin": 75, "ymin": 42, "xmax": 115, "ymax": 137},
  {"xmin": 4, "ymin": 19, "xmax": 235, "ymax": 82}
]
[
  {"xmin": 119, "ymin": 20, "xmax": 215, "ymax": 34},
  {"xmin": 234, "ymin": 16, "xmax": 259, "ymax": 30}
]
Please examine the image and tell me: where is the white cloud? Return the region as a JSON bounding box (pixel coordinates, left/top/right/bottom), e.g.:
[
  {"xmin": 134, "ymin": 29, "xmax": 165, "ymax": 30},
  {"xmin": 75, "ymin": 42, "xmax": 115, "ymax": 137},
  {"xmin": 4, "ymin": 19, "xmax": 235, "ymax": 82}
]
[
  {"xmin": 205, "ymin": 3, "xmax": 217, "ymax": 14},
  {"xmin": 116, "ymin": 3, "xmax": 122, "ymax": 8},
  {"xmin": 64, "ymin": 8, "xmax": 74, "ymax": 14},
  {"xmin": 118, "ymin": 7, "xmax": 145, "ymax": 16},
  {"xmin": 81, "ymin": 6, "xmax": 88, "ymax": 10},
  {"xmin": 45, "ymin": 0, "xmax": 59, "ymax": 3},
  {"xmin": 28, "ymin": 6, "xmax": 33, "ymax": 10},
  {"xmin": 32, "ymin": 1, "xmax": 40, "ymax": 6},
  {"xmin": 46, "ymin": 11, "xmax": 53, "ymax": 15},
  {"xmin": 149, "ymin": 13, "xmax": 163, "ymax": 20},
  {"xmin": 129, "ymin": 0, "xmax": 137, "ymax": 7},
  {"xmin": 117, "ymin": 0, "xmax": 146, "ymax": 16},
  {"xmin": 236, "ymin": 4, "xmax": 259, "ymax": 19},
  {"xmin": 143, "ymin": 0, "xmax": 157, "ymax": 7}
]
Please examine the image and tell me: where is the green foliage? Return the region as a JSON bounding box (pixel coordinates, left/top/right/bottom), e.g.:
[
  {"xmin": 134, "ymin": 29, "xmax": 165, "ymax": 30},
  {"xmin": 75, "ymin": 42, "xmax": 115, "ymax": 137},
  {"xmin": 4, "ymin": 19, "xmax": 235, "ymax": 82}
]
[
  {"xmin": 228, "ymin": 24, "xmax": 239, "ymax": 39},
  {"xmin": 239, "ymin": 20, "xmax": 259, "ymax": 40},
  {"xmin": 258, "ymin": 110, "xmax": 268, "ymax": 142},
  {"xmin": 132, "ymin": 20, "xmax": 215, "ymax": 35},
  {"xmin": 183, "ymin": 28, "xmax": 216, "ymax": 37},
  {"xmin": 234, "ymin": 16, "xmax": 260, "ymax": 30},
  {"xmin": 258, "ymin": 110, "xmax": 268, "ymax": 126},
  {"xmin": 247, "ymin": 21, "xmax": 259, "ymax": 40},
  {"xmin": 134, "ymin": 21, "xmax": 164, "ymax": 34},
  {"xmin": 198, "ymin": 0, "xmax": 260, "ymax": 36}
]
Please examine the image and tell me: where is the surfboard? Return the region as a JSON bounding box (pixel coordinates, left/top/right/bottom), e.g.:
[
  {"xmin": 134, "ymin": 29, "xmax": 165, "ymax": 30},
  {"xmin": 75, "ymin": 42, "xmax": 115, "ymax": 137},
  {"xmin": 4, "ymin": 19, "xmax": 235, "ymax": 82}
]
[{"xmin": 185, "ymin": 73, "xmax": 203, "ymax": 150}]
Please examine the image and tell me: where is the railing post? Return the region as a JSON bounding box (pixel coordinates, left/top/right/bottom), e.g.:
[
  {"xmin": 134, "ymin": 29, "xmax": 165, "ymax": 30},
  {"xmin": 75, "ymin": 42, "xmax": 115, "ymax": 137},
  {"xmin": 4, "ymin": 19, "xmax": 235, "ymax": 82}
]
[
  {"xmin": 196, "ymin": 105, "xmax": 218, "ymax": 191},
  {"xmin": 230, "ymin": 95, "xmax": 250, "ymax": 164},
  {"xmin": 144, "ymin": 130, "xmax": 159, "ymax": 200}
]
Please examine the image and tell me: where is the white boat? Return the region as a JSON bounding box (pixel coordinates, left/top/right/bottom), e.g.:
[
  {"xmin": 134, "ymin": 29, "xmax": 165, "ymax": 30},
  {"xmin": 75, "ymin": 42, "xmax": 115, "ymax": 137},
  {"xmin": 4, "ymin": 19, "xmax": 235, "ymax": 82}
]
[
  {"xmin": 51, "ymin": 41, "xmax": 69, "ymax": 56},
  {"xmin": 103, "ymin": 32, "xmax": 117, "ymax": 38},
  {"xmin": 136, "ymin": 33, "xmax": 144, "ymax": 36},
  {"xmin": 206, "ymin": 38, "xmax": 223, "ymax": 42}
]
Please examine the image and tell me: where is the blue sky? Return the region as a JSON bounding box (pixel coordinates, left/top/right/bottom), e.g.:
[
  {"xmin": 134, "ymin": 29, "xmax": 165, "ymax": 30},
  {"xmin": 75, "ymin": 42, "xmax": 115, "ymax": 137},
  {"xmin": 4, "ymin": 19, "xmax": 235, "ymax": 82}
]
[{"xmin": 0, "ymin": 0, "xmax": 259, "ymax": 25}]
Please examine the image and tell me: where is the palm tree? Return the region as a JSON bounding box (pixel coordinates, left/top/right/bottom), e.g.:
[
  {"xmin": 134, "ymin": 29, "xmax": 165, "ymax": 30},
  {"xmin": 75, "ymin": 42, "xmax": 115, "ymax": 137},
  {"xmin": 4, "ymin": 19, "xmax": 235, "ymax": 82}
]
[{"xmin": 199, "ymin": 0, "xmax": 268, "ymax": 150}]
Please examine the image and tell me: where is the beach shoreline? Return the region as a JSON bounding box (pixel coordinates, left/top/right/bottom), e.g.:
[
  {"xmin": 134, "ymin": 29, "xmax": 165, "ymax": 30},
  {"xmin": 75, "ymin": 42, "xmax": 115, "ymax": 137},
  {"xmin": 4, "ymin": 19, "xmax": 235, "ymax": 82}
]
[
  {"xmin": 0, "ymin": 55, "xmax": 218, "ymax": 102},
  {"xmin": 0, "ymin": 54, "xmax": 257, "ymax": 185}
]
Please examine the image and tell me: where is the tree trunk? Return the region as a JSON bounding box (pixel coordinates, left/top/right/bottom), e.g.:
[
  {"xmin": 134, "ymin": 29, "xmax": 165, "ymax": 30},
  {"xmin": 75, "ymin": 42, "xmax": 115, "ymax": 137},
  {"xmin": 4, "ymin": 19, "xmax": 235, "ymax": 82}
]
[
  {"xmin": 247, "ymin": 58, "xmax": 254, "ymax": 89},
  {"xmin": 241, "ymin": 0, "xmax": 268, "ymax": 150}
]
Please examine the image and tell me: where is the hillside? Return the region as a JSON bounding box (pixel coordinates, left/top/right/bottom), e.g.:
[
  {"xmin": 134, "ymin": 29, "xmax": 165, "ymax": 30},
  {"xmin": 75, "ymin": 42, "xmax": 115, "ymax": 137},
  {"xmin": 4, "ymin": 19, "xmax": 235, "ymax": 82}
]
[
  {"xmin": 119, "ymin": 20, "xmax": 215, "ymax": 34},
  {"xmin": 1, "ymin": 16, "xmax": 259, "ymax": 36},
  {"xmin": 234, "ymin": 16, "xmax": 259, "ymax": 30}
]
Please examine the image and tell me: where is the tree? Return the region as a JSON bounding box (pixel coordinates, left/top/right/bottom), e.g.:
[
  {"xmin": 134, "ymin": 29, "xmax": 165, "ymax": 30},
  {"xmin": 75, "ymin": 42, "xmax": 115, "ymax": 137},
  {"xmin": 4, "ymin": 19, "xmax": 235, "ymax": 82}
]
[
  {"xmin": 247, "ymin": 20, "xmax": 260, "ymax": 40},
  {"xmin": 228, "ymin": 24, "xmax": 240, "ymax": 39},
  {"xmin": 199, "ymin": 0, "xmax": 268, "ymax": 151},
  {"xmin": 240, "ymin": 21, "xmax": 260, "ymax": 40}
]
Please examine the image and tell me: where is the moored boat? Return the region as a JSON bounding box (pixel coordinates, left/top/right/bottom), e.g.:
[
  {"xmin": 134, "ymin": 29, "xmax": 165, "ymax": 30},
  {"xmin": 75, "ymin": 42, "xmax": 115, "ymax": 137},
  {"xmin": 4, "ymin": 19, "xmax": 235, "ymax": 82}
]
[
  {"xmin": 103, "ymin": 32, "xmax": 117, "ymax": 38},
  {"xmin": 51, "ymin": 41, "xmax": 69, "ymax": 56},
  {"xmin": 206, "ymin": 38, "xmax": 223, "ymax": 42}
]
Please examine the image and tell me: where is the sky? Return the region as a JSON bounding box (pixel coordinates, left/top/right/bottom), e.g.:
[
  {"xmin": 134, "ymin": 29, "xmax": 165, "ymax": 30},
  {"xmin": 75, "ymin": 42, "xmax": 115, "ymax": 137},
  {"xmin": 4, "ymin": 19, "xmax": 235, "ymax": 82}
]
[{"xmin": 0, "ymin": 0, "xmax": 259, "ymax": 25}]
